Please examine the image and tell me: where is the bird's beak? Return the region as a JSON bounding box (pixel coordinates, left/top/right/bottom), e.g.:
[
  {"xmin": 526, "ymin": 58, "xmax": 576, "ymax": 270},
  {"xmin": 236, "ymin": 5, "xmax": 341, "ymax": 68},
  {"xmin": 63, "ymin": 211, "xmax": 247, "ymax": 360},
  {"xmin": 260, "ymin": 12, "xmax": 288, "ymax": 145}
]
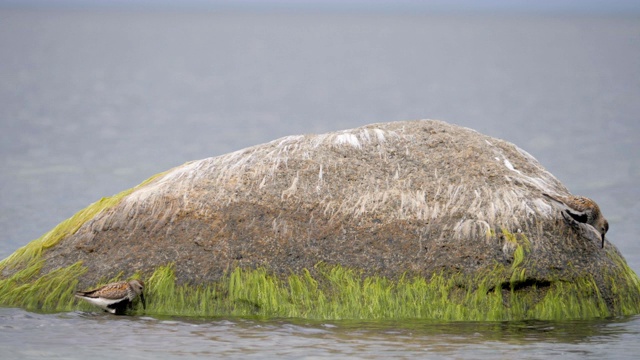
[
  {"xmin": 601, "ymin": 234, "xmax": 605, "ymax": 249},
  {"xmin": 140, "ymin": 293, "xmax": 146, "ymax": 310}
]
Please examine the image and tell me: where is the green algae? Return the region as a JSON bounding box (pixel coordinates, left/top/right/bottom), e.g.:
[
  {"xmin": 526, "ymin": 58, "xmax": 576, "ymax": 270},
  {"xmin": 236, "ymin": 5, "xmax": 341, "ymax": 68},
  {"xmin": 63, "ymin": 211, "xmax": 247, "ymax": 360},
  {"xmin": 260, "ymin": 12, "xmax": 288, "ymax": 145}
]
[
  {"xmin": 0, "ymin": 261, "xmax": 86, "ymax": 311},
  {"xmin": 1, "ymin": 224, "xmax": 639, "ymax": 320},
  {"xmin": 3, "ymin": 259, "xmax": 639, "ymax": 321},
  {"xmin": 605, "ymin": 252, "xmax": 640, "ymax": 316},
  {"xmin": 114, "ymin": 261, "xmax": 640, "ymax": 320}
]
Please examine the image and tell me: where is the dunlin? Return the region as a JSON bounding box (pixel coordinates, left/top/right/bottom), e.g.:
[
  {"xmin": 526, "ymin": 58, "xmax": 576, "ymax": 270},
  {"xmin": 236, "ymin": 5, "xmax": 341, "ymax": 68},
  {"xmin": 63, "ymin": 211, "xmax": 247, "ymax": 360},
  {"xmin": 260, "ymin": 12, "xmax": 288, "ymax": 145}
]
[
  {"xmin": 75, "ymin": 279, "xmax": 146, "ymax": 315},
  {"xmin": 543, "ymin": 193, "xmax": 609, "ymax": 248}
]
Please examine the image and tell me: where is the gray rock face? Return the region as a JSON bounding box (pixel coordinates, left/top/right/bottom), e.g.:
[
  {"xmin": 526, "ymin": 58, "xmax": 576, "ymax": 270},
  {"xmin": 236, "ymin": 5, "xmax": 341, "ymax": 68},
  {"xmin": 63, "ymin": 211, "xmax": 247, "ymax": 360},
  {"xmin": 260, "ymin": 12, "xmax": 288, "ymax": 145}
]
[{"xmin": 41, "ymin": 120, "xmax": 617, "ymax": 287}]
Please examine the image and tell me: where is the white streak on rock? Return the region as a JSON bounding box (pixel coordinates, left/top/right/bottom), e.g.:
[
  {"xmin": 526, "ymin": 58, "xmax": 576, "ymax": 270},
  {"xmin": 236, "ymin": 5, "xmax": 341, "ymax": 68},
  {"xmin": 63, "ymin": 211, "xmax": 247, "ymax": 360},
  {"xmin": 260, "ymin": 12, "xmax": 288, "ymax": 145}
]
[
  {"xmin": 504, "ymin": 158, "xmax": 517, "ymax": 172},
  {"xmin": 334, "ymin": 133, "xmax": 361, "ymax": 148}
]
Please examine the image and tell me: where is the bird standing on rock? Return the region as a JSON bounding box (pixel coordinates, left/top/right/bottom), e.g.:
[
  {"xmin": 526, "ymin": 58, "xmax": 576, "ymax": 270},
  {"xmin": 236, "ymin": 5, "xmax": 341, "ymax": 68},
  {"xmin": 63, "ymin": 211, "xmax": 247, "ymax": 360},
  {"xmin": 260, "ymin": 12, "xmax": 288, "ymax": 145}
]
[
  {"xmin": 75, "ymin": 279, "xmax": 146, "ymax": 315},
  {"xmin": 543, "ymin": 193, "xmax": 609, "ymax": 248}
]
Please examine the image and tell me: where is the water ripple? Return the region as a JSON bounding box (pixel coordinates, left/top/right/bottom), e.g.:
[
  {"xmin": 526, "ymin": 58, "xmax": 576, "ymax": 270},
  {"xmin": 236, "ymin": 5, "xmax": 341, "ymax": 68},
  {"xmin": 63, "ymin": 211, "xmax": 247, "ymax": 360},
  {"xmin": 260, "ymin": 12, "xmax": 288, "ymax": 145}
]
[{"xmin": 2, "ymin": 308, "xmax": 640, "ymax": 359}]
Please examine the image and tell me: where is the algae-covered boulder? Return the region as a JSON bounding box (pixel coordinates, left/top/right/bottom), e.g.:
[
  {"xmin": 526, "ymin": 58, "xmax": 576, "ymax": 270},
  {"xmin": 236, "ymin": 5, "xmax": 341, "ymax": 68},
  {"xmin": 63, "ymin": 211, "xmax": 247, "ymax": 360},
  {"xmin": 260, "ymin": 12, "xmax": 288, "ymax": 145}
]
[{"xmin": 2, "ymin": 119, "xmax": 639, "ymax": 320}]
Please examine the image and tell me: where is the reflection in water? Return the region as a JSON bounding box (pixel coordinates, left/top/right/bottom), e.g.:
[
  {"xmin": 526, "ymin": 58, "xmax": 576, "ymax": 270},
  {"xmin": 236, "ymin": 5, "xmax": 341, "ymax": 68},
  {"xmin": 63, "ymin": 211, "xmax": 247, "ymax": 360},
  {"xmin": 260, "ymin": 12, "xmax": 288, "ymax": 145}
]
[{"xmin": 1, "ymin": 308, "xmax": 639, "ymax": 359}]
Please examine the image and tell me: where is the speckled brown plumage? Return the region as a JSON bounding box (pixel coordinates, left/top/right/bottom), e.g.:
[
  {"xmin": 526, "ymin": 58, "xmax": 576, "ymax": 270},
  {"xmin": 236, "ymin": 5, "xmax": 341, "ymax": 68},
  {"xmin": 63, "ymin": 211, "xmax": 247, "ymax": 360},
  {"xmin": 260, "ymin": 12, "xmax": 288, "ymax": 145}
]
[
  {"xmin": 75, "ymin": 279, "xmax": 145, "ymax": 314},
  {"xmin": 543, "ymin": 193, "xmax": 609, "ymax": 248}
]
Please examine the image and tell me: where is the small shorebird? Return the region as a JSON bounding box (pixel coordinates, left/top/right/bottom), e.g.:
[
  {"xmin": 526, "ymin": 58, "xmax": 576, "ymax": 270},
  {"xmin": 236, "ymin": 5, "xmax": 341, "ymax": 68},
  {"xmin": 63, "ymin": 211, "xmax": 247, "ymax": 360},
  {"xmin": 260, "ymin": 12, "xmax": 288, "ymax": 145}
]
[
  {"xmin": 543, "ymin": 193, "xmax": 609, "ymax": 248},
  {"xmin": 75, "ymin": 279, "xmax": 146, "ymax": 315}
]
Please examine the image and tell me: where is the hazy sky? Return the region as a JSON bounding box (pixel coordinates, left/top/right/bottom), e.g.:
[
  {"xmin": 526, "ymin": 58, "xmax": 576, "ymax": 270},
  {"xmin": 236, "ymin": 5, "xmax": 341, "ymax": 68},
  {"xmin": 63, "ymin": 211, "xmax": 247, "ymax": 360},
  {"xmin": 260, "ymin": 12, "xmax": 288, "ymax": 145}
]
[{"xmin": 2, "ymin": 0, "xmax": 640, "ymax": 14}]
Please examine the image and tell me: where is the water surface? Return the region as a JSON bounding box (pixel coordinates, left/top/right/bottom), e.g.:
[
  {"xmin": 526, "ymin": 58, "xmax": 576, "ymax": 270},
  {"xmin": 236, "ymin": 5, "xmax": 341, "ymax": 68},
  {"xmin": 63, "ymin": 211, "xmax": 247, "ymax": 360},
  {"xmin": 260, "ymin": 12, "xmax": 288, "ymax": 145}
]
[{"xmin": 2, "ymin": 308, "xmax": 640, "ymax": 359}]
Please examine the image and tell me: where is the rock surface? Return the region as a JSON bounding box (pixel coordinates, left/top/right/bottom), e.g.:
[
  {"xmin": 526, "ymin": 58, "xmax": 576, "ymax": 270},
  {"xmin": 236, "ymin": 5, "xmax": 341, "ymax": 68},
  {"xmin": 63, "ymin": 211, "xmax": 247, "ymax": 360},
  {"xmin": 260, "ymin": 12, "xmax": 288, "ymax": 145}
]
[{"xmin": 34, "ymin": 119, "xmax": 624, "ymax": 293}]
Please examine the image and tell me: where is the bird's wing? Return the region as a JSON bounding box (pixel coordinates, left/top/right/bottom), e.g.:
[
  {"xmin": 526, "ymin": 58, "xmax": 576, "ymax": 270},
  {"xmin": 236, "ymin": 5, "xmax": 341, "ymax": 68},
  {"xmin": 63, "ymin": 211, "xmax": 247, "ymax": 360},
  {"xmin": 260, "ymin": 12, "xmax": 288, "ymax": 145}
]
[
  {"xmin": 77, "ymin": 282, "xmax": 129, "ymax": 299},
  {"xmin": 565, "ymin": 209, "xmax": 589, "ymax": 224},
  {"xmin": 561, "ymin": 210, "xmax": 601, "ymax": 245},
  {"xmin": 542, "ymin": 193, "xmax": 566, "ymax": 207}
]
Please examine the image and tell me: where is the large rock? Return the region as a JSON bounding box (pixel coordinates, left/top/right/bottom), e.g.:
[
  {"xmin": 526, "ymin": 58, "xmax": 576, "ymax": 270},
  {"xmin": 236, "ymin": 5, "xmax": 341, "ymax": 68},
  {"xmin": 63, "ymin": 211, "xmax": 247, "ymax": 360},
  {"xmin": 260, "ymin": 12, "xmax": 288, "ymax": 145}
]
[
  {"xmin": 39, "ymin": 119, "xmax": 613, "ymax": 280},
  {"xmin": 2, "ymin": 119, "xmax": 639, "ymax": 318}
]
